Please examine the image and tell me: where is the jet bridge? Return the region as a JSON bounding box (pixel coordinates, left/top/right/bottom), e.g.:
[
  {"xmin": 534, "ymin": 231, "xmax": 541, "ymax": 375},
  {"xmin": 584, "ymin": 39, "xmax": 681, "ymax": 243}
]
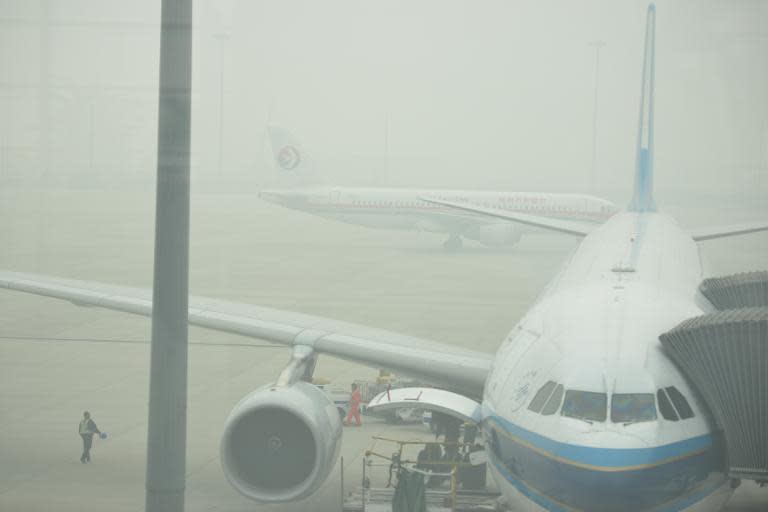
[
  {"xmin": 660, "ymin": 272, "xmax": 768, "ymax": 483},
  {"xmin": 699, "ymin": 271, "xmax": 768, "ymax": 310}
]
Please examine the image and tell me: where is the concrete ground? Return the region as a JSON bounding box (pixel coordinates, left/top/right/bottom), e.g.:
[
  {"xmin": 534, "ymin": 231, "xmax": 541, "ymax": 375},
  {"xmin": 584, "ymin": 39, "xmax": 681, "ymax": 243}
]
[{"xmin": 0, "ymin": 188, "xmax": 766, "ymax": 512}]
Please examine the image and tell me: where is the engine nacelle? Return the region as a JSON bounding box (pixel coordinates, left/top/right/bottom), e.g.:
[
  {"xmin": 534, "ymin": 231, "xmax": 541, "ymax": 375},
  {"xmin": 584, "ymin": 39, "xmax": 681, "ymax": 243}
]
[
  {"xmin": 471, "ymin": 224, "xmax": 522, "ymax": 247},
  {"xmin": 220, "ymin": 381, "xmax": 343, "ymax": 503}
]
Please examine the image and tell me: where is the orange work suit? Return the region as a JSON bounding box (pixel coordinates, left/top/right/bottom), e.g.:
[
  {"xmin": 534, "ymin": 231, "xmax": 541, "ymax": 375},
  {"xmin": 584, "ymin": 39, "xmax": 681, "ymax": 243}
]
[{"xmin": 345, "ymin": 388, "xmax": 362, "ymax": 426}]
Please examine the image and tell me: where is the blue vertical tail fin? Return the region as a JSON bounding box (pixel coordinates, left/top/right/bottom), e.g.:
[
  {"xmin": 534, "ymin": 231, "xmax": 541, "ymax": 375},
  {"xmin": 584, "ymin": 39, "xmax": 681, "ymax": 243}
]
[{"xmin": 629, "ymin": 4, "xmax": 657, "ymax": 212}]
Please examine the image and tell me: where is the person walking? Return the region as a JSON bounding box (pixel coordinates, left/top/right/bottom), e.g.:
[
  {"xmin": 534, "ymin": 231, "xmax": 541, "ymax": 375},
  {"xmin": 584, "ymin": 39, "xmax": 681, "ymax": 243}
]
[
  {"xmin": 344, "ymin": 383, "xmax": 362, "ymax": 426},
  {"xmin": 78, "ymin": 411, "xmax": 101, "ymax": 463}
]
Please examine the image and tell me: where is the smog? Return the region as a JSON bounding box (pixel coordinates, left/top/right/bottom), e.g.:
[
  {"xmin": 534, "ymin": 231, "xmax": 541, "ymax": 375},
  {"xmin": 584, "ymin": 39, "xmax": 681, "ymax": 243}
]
[{"xmin": 1, "ymin": 1, "xmax": 766, "ymax": 511}]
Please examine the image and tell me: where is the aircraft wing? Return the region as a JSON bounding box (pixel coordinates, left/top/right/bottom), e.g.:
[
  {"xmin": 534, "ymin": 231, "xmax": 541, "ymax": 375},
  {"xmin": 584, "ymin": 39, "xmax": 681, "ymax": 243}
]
[
  {"xmin": 0, "ymin": 271, "xmax": 490, "ymax": 396},
  {"xmin": 689, "ymin": 221, "xmax": 768, "ymax": 241},
  {"xmin": 422, "ymin": 197, "xmax": 594, "ymax": 236}
]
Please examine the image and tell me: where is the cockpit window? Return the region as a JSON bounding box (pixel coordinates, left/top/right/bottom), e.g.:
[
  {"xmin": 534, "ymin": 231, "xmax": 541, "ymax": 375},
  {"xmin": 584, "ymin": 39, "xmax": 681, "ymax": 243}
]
[
  {"xmin": 561, "ymin": 390, "xmax": 607, "ymax": 422},
  {"xmin": 528, "ymin": 381, "xmax": 557, "ymax": 413},
  {"xmin": 665, "ymin": 386, "xmax": 694, "ymax": 419},
  {"xmin": 657, "ymin": 389, "xmax": 679, "ymax": 421},
  {"xmin": 611, "ymin": 393, "xmax": 656, "ymax": 423},
  {"xmin": 541, "ymin": 384, "xmax": 564, "ymax": 415}
]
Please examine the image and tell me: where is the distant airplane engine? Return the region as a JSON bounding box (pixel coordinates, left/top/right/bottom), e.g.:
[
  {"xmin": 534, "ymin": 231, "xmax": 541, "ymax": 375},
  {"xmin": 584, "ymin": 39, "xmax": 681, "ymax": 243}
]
[
  {"xmin": 220, "ymin": 381, "xmax": 343, "ymax": 503},
  {"xmin": 473, "ymin": 224, "xmax": 522, "ymax": 247}
]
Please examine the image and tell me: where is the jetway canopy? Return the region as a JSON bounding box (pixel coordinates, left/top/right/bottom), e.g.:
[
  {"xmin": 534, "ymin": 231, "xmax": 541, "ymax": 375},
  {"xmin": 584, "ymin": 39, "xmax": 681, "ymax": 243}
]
[
  {"xmin": 699, "ymin": 271, "xmax": 768, "ymax": 310},
  {"xmin": 660, "ymin": 303, "xmax": 768, "ymax": 482}
]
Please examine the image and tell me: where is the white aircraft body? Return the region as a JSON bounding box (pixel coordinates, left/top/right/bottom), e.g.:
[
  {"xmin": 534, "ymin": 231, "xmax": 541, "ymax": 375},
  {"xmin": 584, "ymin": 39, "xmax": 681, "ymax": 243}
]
[
  {"xmin": 262, "ymin": 129, "xmax": 619, "ymax": 250},
  {"xmin": 2, "ymin": 5, "xmax": 767, "ymax": 511}
]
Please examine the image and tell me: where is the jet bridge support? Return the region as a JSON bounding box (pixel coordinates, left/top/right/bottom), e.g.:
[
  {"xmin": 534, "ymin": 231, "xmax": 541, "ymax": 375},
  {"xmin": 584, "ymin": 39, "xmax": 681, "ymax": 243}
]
[{"xmin": 660, "ymin": 305, "xmax": 768, "ymax": 483}]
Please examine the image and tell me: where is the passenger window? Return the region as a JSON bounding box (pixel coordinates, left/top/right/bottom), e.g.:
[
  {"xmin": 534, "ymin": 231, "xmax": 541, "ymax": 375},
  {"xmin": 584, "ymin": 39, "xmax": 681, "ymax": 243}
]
[
  {"xmin": 528, "ymin": 381, "xmax": 557, "ymax": 413},
  {"xmin": 611, "ymin": 393, "xmax": 656, "ymax": 423},
  {"xmin": 657, "ymin": 389, "xmax": 679, "ymax": 421},
  {"xmin": 541, "ymin": 384, "xmax": 564, "ymax": 415},
  {"xmin": 665, "ymin": 386, "xmax": 694, "ymax": 419},
  {"xmin": 561, "ymin": 390, "xmax": 607, "ymax": 422}
]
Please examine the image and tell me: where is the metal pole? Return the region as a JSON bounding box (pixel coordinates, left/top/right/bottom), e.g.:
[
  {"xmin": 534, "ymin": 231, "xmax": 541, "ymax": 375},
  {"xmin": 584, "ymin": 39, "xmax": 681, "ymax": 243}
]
[
  {"xmin": 0, "ymin": 133, "xmax": 4, "ymax": 183},
  {"xmin": 38, "ymin": 0, "xmax": 50, "ymax": 182},
  {"xmin": 381, "ymin": 112, "xmax": 389, "ymax": 185},
  {"xmin": 589, "ymin": 40, "xmax": 606, "ymax": 192},
  {"xmin": 340, "ymin": 456, "xmax": 344, "ymax": 511},
  {"xmin": 361, "ymin": 456, "xmax": 366, "ymax": 512},
  {"xmin": 145, "ymin": 1, "xmax": 192, "ymax": 512},
  {"xmin": 451, "ymin": 466, "xmax": 457, "ymax": 512},
  {"xmin": 89, "ymin": 98, "xmax": 95, "ymax": 177},
  {"xmin": 215, "ymin": 32, "xmax": 228, "ymax": 177}
]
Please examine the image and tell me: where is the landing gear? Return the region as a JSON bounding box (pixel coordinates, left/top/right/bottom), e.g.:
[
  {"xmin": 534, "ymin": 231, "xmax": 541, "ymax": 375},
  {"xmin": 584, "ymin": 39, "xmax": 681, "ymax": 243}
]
[{"xmin": 443, "ymin": 235, "xmax": 463, "ymax": 252}]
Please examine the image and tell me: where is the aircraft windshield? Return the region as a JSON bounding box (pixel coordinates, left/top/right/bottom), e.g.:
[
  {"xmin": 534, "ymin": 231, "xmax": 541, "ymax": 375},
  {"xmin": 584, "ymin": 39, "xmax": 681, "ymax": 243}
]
[
  {"xmin": 561, "ymin": 390, "xmax": 607, "ymax": 422},
  {"xmin": 528, "ymin": 381, "xmax": 557, "ymax": 413},
  {"xmin": 541, "ymin": 384, "xmax": 564, "ymax": 415},
  {"xmin": 611, "ymin": 393, "xmax": 657, "ymax": 423}
]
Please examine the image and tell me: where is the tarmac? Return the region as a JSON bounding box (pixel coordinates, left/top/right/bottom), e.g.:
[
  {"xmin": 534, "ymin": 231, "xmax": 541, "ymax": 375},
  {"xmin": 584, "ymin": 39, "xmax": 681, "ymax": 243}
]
[{"xmin": 1, "ymin": 188, "xmax": 766, "ymax": 512}]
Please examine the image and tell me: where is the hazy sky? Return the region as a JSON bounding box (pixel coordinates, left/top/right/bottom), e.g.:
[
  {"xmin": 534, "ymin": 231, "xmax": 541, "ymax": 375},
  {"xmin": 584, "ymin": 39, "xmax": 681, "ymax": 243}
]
[{"xmin": 1, "ymin": 0, "xmax": 766, "ymax": 205}]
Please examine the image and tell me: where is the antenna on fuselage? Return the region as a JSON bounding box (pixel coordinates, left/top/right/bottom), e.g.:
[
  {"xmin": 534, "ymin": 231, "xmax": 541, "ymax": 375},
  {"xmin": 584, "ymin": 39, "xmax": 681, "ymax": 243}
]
[{"xmin": 628, "ymin": 4, "xmax": 657, "ymax": 212}]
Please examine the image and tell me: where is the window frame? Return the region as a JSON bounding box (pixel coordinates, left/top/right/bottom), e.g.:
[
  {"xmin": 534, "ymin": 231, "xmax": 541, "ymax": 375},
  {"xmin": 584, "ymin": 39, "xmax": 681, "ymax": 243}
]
[
  {"xmin": 610, "ymin": 392, "xmax": 657, "ymax": 424},
  {"xmin": 527, "ymin": 380, "xmax": 557, "ymax": 414},
  {"xmin": 561, "ymin": 389, "xmax": 608, "ymax": 423},
  {"xmin": 657, "ymin": 388, "xmax": 679, "ymax": 421},
  {"xmin": 665, "ymin": 386, "xmax": 694, "ymax": 420},
  {"xmin": 541, "ymin": 384, "xmax": 564, "ymax": 416}
]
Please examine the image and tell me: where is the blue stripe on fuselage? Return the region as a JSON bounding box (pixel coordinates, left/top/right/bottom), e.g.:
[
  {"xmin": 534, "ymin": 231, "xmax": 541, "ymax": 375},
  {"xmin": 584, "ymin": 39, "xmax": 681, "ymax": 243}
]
[
  {"xmin": 487, "ymin": 446, "xmax": 727, "ymax": 512},
  {"xmin": 485, "ymin": 414, "xmax": 713, "ymax": 469},
  {"xmin": 482, "ymin": 415, "xmax": 726, "ymax": 511}
]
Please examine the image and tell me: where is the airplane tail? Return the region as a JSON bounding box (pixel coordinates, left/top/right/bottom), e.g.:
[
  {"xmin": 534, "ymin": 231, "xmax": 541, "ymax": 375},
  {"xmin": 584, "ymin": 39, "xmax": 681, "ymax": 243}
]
[
  {"xmin": 265, "ymin": 125, "xmax": 322, "ymax": 185},
  {"xmin": 629, "ymin": 4, "xmax": 657, "ymax": 212}
]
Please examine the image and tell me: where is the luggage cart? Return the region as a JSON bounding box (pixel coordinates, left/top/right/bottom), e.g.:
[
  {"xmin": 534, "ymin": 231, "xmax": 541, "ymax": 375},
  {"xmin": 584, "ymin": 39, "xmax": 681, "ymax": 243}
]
[{"xmin": 342, "ymin": 436, "xmax": 500, "ymax": 512}]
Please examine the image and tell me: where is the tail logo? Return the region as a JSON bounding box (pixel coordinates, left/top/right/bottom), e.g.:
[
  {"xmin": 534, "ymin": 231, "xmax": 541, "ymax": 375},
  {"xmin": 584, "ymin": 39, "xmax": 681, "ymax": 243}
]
[{"xmin": 277, "ymin": 145, "xmax": 301, "ymax": 170}]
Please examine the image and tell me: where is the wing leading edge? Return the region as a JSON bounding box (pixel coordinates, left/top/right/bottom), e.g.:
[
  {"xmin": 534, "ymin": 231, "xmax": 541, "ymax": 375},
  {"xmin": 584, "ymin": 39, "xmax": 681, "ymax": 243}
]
[
  {"xmin": 689, "ymin": 221, "xmax": 768, "ymax": 242},
  {"xmin": 0, "ymin": 271, "xmax": 490, "ymax": 396},
  {"xmin": 421, "ymin": 197, "xmax": 594, "ymax": 237},
  {"xmin": 422, "ymin": 199, "xmax": 768, "ymax": 243}
]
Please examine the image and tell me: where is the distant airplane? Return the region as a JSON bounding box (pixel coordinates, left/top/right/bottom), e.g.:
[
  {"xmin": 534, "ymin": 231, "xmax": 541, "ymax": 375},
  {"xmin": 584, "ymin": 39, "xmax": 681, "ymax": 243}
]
[
  {"xmin": 2, "ymin": 4, "xmax": 768, "ymax": 511},
  {"xmin": 261, "ymin": 126, "xmax": 619, "ymax": 250}
]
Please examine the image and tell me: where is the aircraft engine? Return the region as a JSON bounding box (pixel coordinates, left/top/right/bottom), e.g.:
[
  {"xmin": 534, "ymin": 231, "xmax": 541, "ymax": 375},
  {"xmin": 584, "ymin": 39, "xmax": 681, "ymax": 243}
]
[
  {"xmin": 473, "ymin": 224, "xmax": 522, "ymax": 247},
  {"xmin": 220, "ymin": 381, "xmax": 343, "ymax": 503}
]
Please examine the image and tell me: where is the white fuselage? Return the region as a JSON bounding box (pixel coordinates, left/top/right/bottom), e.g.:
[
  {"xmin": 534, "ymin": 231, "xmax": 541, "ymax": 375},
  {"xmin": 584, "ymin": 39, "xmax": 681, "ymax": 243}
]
[
  {"xmin": 480, "ymin": 210, "xmax": 733, "ymax": 512},
  {"xmin": 259, "ymin": 187, "xmax": 618, "ymax": 246}
]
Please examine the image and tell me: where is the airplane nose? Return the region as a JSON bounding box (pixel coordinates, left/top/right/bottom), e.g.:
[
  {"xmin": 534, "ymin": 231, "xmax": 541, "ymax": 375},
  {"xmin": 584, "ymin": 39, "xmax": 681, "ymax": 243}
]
[
  {"xmin": 572, "ymin": 428, "xmax": 654, "ymax": 448},
  {"xmin": 486, "ymin": 412, "xmax": 723, "ymax": 512}
]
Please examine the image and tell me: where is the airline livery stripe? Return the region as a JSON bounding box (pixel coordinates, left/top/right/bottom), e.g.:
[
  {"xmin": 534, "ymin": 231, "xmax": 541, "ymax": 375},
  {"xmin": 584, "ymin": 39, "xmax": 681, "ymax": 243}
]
[
  {"xmin": 484, "ymin": 414, "xmax": 713, "ymax": 470},
  {"xmin": 488, "ymin": 449, "xmax": 727, "ymax": 512}
]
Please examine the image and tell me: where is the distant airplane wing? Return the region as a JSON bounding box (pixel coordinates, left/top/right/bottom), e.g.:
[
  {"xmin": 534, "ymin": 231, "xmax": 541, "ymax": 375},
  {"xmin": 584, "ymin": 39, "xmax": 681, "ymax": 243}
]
[
  {"xmin": 689, "ymin": 221, "xmax": 768, "ymax": 241},
  {"xmin": 0, "ymin": 271, "xmax": 491, "ymax": 396},
  {"xmin": 422, "ymin": 197, "xmax": 594, "ymax": 237}
]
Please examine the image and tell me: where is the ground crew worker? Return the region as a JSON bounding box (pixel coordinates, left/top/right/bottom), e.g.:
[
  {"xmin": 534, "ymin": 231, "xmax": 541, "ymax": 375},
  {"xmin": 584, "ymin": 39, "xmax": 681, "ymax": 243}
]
[
  {"xmin": 78, "ymin": 411, "xmax": 101, "ymax": 463},
  {"xmin": 344, "ymin": 383, "xmax": 362, "ymax": 426}
]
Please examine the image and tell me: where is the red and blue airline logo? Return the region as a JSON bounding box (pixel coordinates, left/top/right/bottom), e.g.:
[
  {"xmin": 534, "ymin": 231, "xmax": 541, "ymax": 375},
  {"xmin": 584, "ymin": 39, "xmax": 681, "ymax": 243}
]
[{"xmin": 277, "ymin": 145, "xmax": 301, "ymax": 170}]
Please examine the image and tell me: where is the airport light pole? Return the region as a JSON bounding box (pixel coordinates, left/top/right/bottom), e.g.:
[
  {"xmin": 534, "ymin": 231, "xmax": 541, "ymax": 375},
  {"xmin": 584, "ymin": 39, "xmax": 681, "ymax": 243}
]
[
  {"xmin": 88, "ymin": 97, "xmax": 95, "ymax": 177},
  {"xmin": 38, "ymin": 0, "xmax": 51, "ymax": 181},
  {"xmin": 589, "ymin": 40, "xmax": 606, "ymax": 191},
  {"xmin": 215, "ymin": 31, "xmax": 229, "ymax": 177},
  {"xmin": 146, "ymin": 1, "xmax": 192, "ymax": 512}
]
